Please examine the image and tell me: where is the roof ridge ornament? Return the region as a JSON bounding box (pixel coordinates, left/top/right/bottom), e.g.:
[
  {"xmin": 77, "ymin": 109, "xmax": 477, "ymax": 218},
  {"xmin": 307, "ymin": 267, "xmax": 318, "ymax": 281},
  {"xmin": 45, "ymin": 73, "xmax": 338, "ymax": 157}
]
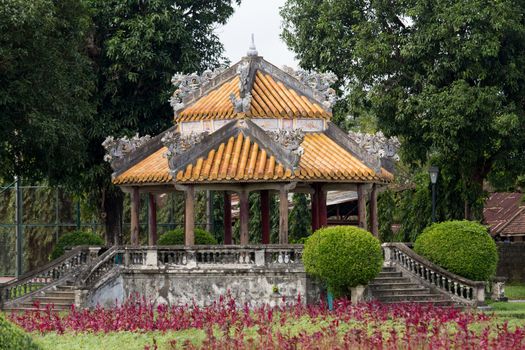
[
  {"xmin": 348, "ymin": 130, "xmax": 400, "ymax": 161},
  {"xmin": 266, "ymin": 128, "xmax": 305, "ymax": 167},
  {"xmin": 161, "ymin": 130, "xmax": 209, "ymax": 172},
  {"xmin": 102, "ymin": 133, "xmax": 151, "ymax": 169},
  {"xmin": 229, "ymin": 60, "xmax": 252, "ymax": 113},
  {"xmin": 169, "ymin": 66, "xmax": 226, "ymax": 113},
  {"xmin": 282, "ymin": 66, "xmax": 338, "ymax": 109},
  {"xmin": 247, "ymin": 33, "xmax": 258, "ymax": 57}
]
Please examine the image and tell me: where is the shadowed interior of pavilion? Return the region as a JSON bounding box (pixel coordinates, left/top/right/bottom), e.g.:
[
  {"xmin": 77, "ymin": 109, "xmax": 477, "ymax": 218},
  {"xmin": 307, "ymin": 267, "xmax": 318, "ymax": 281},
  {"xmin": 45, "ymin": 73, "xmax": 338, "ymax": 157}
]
[{"xmin": 103, "ymin": 41, "xmax": 394, "ymax": 247}]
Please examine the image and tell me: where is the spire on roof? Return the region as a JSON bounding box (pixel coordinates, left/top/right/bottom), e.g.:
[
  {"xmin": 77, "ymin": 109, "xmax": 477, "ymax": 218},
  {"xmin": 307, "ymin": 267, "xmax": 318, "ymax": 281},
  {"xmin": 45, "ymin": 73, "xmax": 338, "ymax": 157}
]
[{"xmin": 247, "ymin": 33, "xmax": 258, "ymax": 56}]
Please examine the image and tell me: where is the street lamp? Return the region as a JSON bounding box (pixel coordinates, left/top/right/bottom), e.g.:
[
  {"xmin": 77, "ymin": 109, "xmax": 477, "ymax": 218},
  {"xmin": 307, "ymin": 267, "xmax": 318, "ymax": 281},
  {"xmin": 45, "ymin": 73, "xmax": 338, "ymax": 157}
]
[{"xmin": 428, "ymin": 166, "xmax": 439, "ymax": 223}]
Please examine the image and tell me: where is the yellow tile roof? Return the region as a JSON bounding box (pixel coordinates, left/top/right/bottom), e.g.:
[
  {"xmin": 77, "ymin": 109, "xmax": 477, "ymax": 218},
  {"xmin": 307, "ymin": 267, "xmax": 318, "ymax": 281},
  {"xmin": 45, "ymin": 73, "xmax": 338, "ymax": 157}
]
[
  {"xmin": 112, "ymin": 132, "xmax": 393, "ymax": 185},
  {"xmin": 113, "ymin": 147, "xmax": 172, "ymax": 185},
  {"xmin": 176, "ymin": 72, "xmax": 331, "ymax": 122}
]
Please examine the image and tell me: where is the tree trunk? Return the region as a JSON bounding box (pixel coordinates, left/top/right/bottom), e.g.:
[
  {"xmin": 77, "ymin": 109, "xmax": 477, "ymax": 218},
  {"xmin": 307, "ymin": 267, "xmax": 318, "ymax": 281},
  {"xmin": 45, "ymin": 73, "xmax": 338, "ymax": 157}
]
[{"xmin": 102, "ymin": 188, "xmax": 124, "ymax": 246}]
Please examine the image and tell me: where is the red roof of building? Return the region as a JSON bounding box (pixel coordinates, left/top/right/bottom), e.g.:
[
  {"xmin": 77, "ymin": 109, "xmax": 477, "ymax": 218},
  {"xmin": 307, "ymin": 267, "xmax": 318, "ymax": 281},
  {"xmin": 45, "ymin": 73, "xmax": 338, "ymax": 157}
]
[{"xmin": 484, "ymin": 192, "xmax": 525, "ymax": 236}]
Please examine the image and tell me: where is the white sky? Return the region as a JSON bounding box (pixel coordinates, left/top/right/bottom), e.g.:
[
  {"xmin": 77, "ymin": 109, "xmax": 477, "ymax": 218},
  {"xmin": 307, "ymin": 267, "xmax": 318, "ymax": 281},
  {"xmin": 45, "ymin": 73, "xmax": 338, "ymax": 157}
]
[{"xmin": 217, "ymin": 0, "xmax": 299, "ymax": 69}]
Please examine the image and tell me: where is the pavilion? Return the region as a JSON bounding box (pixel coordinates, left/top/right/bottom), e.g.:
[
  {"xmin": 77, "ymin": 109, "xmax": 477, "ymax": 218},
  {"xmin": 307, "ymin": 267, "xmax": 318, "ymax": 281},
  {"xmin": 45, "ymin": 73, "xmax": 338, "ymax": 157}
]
[{"xmin": 103, "ymin": 42, "xmax": 393, "ymax": 246}]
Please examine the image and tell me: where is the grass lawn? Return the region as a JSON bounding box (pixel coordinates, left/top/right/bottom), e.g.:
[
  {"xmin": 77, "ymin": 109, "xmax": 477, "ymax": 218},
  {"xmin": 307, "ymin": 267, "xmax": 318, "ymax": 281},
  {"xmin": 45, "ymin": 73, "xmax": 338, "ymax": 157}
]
[
  {"xmin": 506, "ymin": 283, "xmax": 525, "ymax": 300},
  {"xmin": 488, "ymin": 301, "xmax": 525, "ymax": 320}
]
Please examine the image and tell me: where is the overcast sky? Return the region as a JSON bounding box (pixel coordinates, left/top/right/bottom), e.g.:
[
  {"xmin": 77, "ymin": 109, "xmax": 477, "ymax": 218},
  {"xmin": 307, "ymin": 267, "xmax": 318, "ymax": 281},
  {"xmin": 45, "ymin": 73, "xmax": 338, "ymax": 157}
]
[{"xmin": 217, "ymin": 0, "xmax": 299, "ymax": 68}]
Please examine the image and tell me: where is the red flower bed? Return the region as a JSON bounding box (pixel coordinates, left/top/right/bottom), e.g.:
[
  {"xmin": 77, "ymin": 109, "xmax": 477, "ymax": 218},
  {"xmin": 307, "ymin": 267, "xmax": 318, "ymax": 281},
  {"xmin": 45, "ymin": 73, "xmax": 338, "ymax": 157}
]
[{"xmin": 7, "ymin": 295, "xmax": 525, "ymax": 349}]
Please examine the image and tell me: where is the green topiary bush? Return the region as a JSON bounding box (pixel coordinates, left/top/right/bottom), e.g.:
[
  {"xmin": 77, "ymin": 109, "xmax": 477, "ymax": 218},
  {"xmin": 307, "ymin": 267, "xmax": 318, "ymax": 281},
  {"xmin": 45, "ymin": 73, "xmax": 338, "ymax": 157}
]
[
  {"xmin": 302, "ymin": 226, "xmax": 383, "ymax": 296},
  {"xmin": 0, "ymin": 313, "xmax": 41, "ymax": 350},
  {"xmin": 50, "ymin": 231, "xmax": 104, "ymax": 260},
  {"xmin": 414, "ymin": 220, "xmax": 498, "ymax": 281},
  {"xmin": 157, "ymin": 228, "xmax": 217, "ymax": 245}
]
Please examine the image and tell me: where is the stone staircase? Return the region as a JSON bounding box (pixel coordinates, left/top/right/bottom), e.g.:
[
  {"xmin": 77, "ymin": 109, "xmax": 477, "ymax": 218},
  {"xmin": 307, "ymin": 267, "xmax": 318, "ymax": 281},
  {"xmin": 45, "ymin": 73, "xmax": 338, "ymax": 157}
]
[
  {"xmin": 369, "ymin": 266, "xmax": 454, "ymax": 306},
  {"xmin": 3, "ymin": 282, "xmax": 77, "ymax": 312}
]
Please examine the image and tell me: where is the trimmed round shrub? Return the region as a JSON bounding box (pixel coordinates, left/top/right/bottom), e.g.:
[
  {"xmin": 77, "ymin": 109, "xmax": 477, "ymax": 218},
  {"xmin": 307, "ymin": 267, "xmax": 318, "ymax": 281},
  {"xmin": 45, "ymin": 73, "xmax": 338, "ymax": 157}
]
[
  {"xmin": 157, "ymin": 228, "xmax": 217, "ymax": 245},
  {"xmin": 414, "ymin": 220, "xmax": 498, "ymax": 281},
  {"xmin": 0, "ymin": 313, "xmax": 41, "ymax": 350},
  {"xmin": 303, "ymin": 226, "xmax": 383, "ymax": 295},
  {"xmin": 50, "ymin": 231, "xmax": 104, "ymax": 260}
]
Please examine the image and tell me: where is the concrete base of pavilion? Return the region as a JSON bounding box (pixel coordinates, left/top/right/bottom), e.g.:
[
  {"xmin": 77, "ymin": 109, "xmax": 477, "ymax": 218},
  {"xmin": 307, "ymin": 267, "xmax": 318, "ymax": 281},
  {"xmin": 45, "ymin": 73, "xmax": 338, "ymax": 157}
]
[{"xmin": 77, "ymin": 246, "xmax": 323, "ymax": 308}]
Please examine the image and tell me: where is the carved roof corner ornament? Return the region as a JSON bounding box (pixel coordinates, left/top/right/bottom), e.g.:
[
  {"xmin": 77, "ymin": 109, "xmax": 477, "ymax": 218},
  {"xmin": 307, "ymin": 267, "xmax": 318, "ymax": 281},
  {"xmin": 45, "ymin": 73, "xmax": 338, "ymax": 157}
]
[
  {"xmin": 348, "ymin": 130, "xmax": 401, "ymax": 161},
  {"xmin": 267, "ymin": 128, "xmax": 305, "ymax": 167},
  {"xmin": 169, "ymin": 66, "xmax": 226, "ymax": 113},
  {"xmin": 102, "ymin": 133, "xmax": 151, "ymax": 169},
  {"xmin": 282, "ymin": 66, "xmax": 338, "ymax": 109},
  {"xmin": 237, "ymin": 61, "xmax": 250, "ymax": 95},
  {"xmin": 161, "ymin": 130, "xmax": 209, "ymax": 171}
]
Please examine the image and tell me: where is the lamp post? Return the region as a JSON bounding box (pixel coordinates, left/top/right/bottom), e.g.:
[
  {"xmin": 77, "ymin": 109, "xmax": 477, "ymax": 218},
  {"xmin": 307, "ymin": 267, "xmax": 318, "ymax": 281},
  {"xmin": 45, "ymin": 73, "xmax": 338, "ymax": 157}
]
[{"xmin": 428, "ymin": 166, "xmax": 439, "ymax": 223}]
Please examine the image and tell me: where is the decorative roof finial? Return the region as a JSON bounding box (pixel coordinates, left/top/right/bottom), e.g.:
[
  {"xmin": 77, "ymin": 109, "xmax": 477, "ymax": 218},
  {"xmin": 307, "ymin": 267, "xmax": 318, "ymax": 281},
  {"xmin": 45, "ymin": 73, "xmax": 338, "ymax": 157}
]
[{"xmin": 247, "ymin": 33, "xmax": 258, "ymax": 56}]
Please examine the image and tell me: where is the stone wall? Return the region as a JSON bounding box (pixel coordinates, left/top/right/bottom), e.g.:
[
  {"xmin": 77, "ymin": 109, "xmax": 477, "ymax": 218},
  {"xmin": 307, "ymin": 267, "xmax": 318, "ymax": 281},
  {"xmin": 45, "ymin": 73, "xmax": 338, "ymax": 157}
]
[
  {"xmin": 84, "ymin": 266, "xmax": 322, "ymax": 308},
  {"xmin": 497, "ymin": 243, "xmax": 525, "ymax": 282}
]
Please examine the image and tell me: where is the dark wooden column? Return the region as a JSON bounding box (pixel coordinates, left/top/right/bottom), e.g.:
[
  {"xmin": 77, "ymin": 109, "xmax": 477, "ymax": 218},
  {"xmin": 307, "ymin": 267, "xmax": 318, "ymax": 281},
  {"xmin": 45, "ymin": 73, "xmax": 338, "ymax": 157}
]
[
  {"xmin": 318, "ymin": 185, "xmax": 328, "ymax": 227},
  {"xmin": 148, "ymin": 193, "xmax": 157, "ymax": 245},
  {"xmin": 370, "ymin": 184, "xmax": 379, "ymax": 236},
  {"xmin": 311, "ymin": 184, "xmax": 319, "ymax": 232},
  {"xmin": 223, "ymin": 192, "xmax": 232, "ymax": 244},
  {"xmin": 239, "ymin": 189, "xmax": 249, "ymax": 244},
  {"xmin": 184, "ymin": 185, "xmax": 195, "ymax": 245},
  {"xmin": 260, "ymin": 190, "xmax": 270, "ymax": 244},
  {"xmin": 357, "ymin": 184, "xmax": 368, "ymax": 231},
  {"xmin": 279, "ymin": 188, "xmax": 289, "ymax": 244},
  {"xmin": 130, "ymin": 186, "xmax": 140, "ymax": 245}
]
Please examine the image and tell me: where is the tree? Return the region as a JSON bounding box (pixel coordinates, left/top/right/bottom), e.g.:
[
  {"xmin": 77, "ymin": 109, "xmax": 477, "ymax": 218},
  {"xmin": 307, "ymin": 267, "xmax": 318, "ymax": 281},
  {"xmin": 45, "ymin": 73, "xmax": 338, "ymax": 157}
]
[
  {"xmin": 80, "ymin": 0, "xmax": 240, "ymax": 244},
  {"xmin": 282, "ymin": 0, "xmax": 525, "ymax": 219},
  {"xmin": 0, "ymin": 0, "xmax": 94, "ymax": 183},
  {"xmin": 289, "ymin": 193, "xmax": 311, "ymax": 242}
]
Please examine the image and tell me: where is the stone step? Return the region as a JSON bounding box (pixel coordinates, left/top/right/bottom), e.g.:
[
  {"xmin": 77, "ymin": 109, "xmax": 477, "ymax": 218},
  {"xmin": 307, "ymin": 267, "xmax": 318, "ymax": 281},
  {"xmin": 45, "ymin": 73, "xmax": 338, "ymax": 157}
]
[
  {"xmin": 369, "ymin": 282, "xmax": 422, "ymax": 290},
  {"xmin": 372, "ymin": 277, "xmax": 411, "ymax": 284},
  {"xmin": 34, "ymin": 296, "xmax": 75, "ymax": 303},
  {"xmin": 381, "ymin": 300, "xmax": 456, "ymax": 307},
  {"xmin": 377, "ymin": 271, "xmax": 403, "ymax": 278},
  {"xmin": 56, "ymin": 285, "xmax": 76, "ymax": 290},
  {"xmin": 381, "ymin": 266, "xmax": 397, "ymax": 273},
  {"xmin": 45, "ymin": 290, "xmax": 76, "ymax": 297},
  {"xmin": 371, "ymin": 288, "xmax": 431, "ymax": 296},
  {"xmin": 378, "ymin": 294, "xmax": 446, "ymax": 302}
]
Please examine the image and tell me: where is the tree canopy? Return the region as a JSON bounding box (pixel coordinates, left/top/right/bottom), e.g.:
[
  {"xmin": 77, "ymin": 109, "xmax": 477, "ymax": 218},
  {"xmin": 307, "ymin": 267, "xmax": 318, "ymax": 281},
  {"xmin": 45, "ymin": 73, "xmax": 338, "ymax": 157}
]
[
  {"xmin": 0, "ymin": 0, "xmax": 94, "ymax": 183},
  {"xmin": 282, "ymin": 0, "xmax": 525, "ymax": 218}
]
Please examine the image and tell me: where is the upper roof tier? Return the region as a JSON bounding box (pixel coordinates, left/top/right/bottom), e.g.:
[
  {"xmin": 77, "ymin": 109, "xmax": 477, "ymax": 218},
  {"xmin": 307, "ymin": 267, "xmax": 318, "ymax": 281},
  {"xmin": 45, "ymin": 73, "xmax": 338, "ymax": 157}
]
[{"xmin": 170, "ymin": 55, "xmax": 337, "ymax": 123}]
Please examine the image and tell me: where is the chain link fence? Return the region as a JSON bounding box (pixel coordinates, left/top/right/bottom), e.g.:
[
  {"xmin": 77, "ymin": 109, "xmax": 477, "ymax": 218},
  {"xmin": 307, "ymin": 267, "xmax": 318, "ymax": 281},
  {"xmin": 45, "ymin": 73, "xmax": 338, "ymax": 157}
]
[{"xmin": 0, "ymin": 184, "xmax": 218, "ymax": 277}]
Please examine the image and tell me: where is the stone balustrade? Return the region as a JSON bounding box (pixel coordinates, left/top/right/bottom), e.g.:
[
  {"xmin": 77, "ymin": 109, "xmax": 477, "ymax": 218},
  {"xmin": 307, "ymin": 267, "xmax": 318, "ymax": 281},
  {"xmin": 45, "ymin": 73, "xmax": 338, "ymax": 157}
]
[
  {"xmin": 0, "ymin": 247, "xmax": 91, "ymax": 307},
  {"xmin": 382, "ymin": 243, "xmax": 486, "ymax": 306}
]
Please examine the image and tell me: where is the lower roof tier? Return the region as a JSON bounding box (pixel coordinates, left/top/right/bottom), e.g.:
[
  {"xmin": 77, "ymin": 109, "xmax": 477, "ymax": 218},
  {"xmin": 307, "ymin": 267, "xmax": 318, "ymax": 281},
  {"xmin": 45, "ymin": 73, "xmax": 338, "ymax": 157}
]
[{"xmin": 112, "ymin": 131, "xmax": 393, "ymax": 185}]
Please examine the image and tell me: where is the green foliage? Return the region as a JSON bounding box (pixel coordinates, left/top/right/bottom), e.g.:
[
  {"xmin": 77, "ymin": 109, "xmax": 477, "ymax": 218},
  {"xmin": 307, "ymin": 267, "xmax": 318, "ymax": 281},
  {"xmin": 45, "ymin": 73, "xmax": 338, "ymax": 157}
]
[
  {"xmin": 62, "ymin": 0, "xmax": 240, "ymax": 242},
  {"xmin": 414, "ymin": 220, "xmax": 498, "ymax": 281},
  {"xmin": 157, "ymin": 228, "xmax": 217, "ymax": 245},
  {"xmin": 289, "ymin": 193, "xmax": 311, "ymax": 242},
  {"xmin": 281, "ymin": 0, "xmax": 525, "ymax": 218},
  {"xmin": 0, "ymin": 313, "xmax": 41, "ymax": 350},
  {"xmin": 303, "ymin": 226, "xmax": 383, "ymax": 295},
  {"xmin": 0, "ymin": 0, "xmax": 94, "ymax": 182},
  {"xmin": 377, "ymin": 190, "xmax": 396, "ymax": 242},
  {"xmin": 50, "ymin": 231, "xmax": 104, "ymax": 260}
]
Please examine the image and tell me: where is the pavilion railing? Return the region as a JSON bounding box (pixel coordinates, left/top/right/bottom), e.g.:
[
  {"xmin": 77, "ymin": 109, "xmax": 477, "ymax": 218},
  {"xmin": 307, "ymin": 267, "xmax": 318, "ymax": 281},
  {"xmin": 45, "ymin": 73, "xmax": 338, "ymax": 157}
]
[
  {"xmin": 0, "ymin": 246, "xmax": 96, "ymax": 307},
  {"xmin": 382, "ymin": 243, "xmax": 486, "ymax": 306},
  {"xmin": 78, "ymin": 245, "xmax": 304, "ymax": 289}
]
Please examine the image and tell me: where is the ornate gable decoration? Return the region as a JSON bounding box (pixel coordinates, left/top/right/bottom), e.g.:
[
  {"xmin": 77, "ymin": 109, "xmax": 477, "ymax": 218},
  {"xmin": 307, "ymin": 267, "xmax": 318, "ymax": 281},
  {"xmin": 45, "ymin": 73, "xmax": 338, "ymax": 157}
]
[
  {"xmin": 282, "ymin": 66, "xmax": 338, "ymax": 109},
  {"xmin": 161, "ymin": 130, "xmax": 209, "ymax": 172},
  {"xmin": 267, "ymin": 128, "xmax": 305, "ymax": 167},
  {"xmin": 102, "ymin": 134, "xmax": 151, "ymax": 169},
  {"xmin": 348, "ymin": 131, "xmax": 400, "ymax": 161},
  {"xmin": 229, "ymin": 61, "xmax": 252, "ymax": 113},
  {"xmin": 169, "ymin": 67, "xmax": 226, "ymax": 113}
]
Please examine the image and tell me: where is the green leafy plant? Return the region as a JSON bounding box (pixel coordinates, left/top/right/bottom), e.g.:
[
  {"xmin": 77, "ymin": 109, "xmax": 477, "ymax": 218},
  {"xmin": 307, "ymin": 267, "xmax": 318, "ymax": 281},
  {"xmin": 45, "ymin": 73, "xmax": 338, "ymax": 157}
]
[
  {"xmin": 0, "ymin": 313, "xmax": 41, "ymax": 350},
  {"xmin": 50, "ymin": 231, "xmax": 104, "ymax": 260},
  {"xmin": 302, "ymin": 226, "xmax": 383, "ymax": 296},
  {"xmin": 157, "ymin": 228, "xmax": 217, "ymax": 245},
  {"xmin": 414, "ymin": 220, "xmax": 498, "ymax": 281}
]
